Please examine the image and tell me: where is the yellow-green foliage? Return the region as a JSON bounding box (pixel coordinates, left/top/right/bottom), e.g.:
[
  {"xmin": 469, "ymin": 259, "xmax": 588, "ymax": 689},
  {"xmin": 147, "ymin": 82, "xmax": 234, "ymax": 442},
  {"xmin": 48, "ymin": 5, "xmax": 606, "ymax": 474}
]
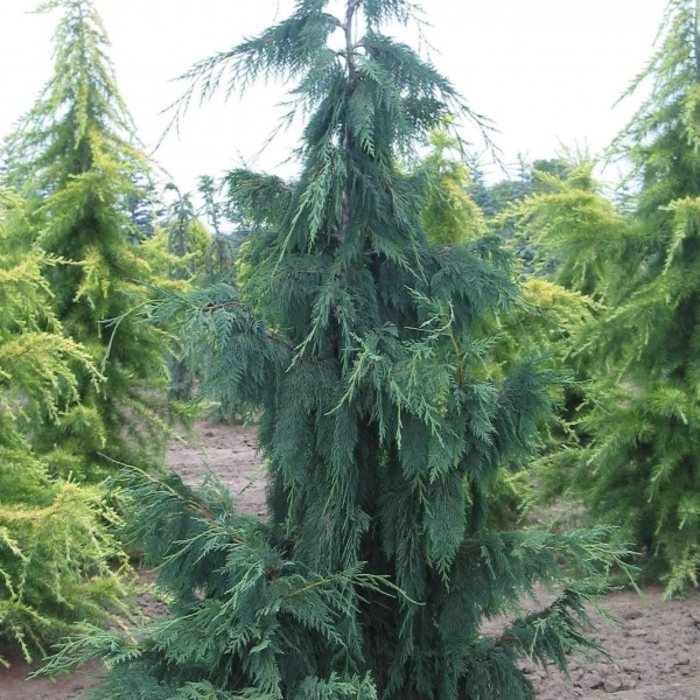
[
  {"xmin": 505, "ymin": 159, "xmax": 630, "ymax": 299},
  {"xmin": 140, "ymin": 222, "xmax": 209, "ymax": 290},
  {"xmin": 420, "ymin": 129, "xmax": 486, "ymax": 244},
  {"xmin": 521, "ymin": 1, "xmax": 700, "ymax": 594},
  {"xmin": 483, "ymin": 278, "xmax": 596, "ymax": 526},
  {"xmin": 497, "ymin": 277, "xmax": 596, "ymax": 372},
  {"xmin": 0, "ymin": 192, "xmax": 131, "ymax": 664},
  {"xmin": 0, "ymin": 0, "xmax": 178, "ymax": 481},
  {"xmin": 0, "ymin": 474, "xmax": 130, "ymax": 666}
]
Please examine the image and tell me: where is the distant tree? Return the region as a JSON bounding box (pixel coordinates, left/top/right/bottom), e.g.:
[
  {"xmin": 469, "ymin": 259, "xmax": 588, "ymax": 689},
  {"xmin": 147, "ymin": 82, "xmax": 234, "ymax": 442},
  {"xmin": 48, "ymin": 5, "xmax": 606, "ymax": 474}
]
[
  {"xmin": 197, "ymin": 175, "xmax": 248, "ymax": 284},
  {"xmin": 146, "ymin": 183, "xmax": 201, "ymax": 402},
  {"xmin": 478, "ymin": 157, "xmax": 533, "ymax": 221},
  {"xmin": 156, "ymin": 177, "xmax": 247, "ymax": 408},
  {"xmin": 471, "ymin": 158, "xmax": 570, "ymax": 217},
  {"xmin": 125, "ymin": 173, "xmax": 159, "ymax": 241},
  {"xmin": 467, "ymin": 157, "xmax": 574, "ymax": 270},
  {"xmin": 0, "ymin": 0, "xmax": 172, "ymax": 480},
  {"xmin": 418, "ymin": 128, "xmax": 486, "ymax": 244},
  {"xmin": 507, "ymin": 159, "xmax": 629, "ymax": 298},
  {"xmin": 45, "ymin": 1, "xmax": 629, "ymax": 697}
]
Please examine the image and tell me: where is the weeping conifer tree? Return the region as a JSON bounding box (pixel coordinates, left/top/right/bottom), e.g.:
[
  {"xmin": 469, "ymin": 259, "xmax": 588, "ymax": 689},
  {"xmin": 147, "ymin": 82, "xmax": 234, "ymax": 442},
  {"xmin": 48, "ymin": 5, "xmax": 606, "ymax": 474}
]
[
  {"xmin": 46, "ymin": 1, "xmax": 630, "ymax": 697},
  {"xmin": 0, "ymin": 189, "xmax": 131, "ymax": 664},
  {"xmin": 0, "ymin": 0, "xmax": 171, "ymax": 480},
  {"xmin": 537, "ymin": 0, "xmax": 700, "ymax": 595}
]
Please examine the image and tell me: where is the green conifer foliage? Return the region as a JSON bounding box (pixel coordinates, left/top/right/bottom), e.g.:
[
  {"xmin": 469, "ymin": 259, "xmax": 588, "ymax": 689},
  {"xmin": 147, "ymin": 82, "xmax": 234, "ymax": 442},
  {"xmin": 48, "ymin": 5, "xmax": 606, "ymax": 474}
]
[
  {"xmin": 155, "ymin": 179, "xmax": 245, "ymax": 410},
  {"xmin": 0, "ymin": 0, "xmax": 171, "ymax": 480},
  {"xmin": 503, "ymin": 161, "xmax": 630, "ymax": 451},
  {"xmin": 46, "ymin": 2, "xmax": 630, "ymax": 696},
  {"xmin": 506, "ymin": 160, "xmax": 630, "ymax": 300},
  {"xmin": 0, "ymin": 189, "xmax": 131, "ymax": 664},
  {"xmin": 419, "ymin": 129, "xmax": 487, "ymax": 245},
  {"xmin": 515, "ymin": 1, "xmax": 700, "ymax": 594},
  {"xmin": 585, "ymin": 0, "xmax": 700, "ymax": 594},
  {"xmin": 418, "ymin": 137, "xmax": 595, "ymax": 526}
]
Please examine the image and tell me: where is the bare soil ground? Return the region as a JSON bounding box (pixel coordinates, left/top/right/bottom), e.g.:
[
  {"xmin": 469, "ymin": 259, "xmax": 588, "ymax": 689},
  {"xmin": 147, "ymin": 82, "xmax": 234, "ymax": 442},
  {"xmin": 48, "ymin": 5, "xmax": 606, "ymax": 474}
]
[{"xmin": 2, "ymin": 421, "xmax": 700, "ymax": 699}]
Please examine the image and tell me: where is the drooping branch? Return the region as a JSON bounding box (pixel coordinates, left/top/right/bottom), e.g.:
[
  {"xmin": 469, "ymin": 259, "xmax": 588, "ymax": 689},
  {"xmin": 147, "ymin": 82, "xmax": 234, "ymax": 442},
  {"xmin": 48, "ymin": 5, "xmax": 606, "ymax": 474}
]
[{"xmin": 197, "ymin": 297, "xmax": 297, "ymax": 351}]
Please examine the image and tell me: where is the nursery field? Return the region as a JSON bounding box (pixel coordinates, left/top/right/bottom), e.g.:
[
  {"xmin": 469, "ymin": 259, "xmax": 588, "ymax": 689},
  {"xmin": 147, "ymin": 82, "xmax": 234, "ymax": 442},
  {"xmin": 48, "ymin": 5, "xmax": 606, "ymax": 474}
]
[
  {"xmin": 2, "ymin": 421, "xmax": 699, "ymax": 700},
  {"xmin": 5, "ymin": 0, "xmax": 700, "ymax": 695}
]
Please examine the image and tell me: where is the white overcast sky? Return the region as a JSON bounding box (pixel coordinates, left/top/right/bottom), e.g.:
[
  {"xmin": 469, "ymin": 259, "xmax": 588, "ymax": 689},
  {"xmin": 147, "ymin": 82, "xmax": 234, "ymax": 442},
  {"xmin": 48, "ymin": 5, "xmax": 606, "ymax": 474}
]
[{"xmin": 0, "ymin": 0, "xmax": 668, "ymax": 192}]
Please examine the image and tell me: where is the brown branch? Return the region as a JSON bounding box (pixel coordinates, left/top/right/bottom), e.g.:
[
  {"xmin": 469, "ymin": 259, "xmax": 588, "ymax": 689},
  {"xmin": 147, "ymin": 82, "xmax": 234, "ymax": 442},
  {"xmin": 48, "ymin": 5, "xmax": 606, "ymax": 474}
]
[{"xmin": 495, "ymin": 633, "xmax": 521, "ymax": 649}]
